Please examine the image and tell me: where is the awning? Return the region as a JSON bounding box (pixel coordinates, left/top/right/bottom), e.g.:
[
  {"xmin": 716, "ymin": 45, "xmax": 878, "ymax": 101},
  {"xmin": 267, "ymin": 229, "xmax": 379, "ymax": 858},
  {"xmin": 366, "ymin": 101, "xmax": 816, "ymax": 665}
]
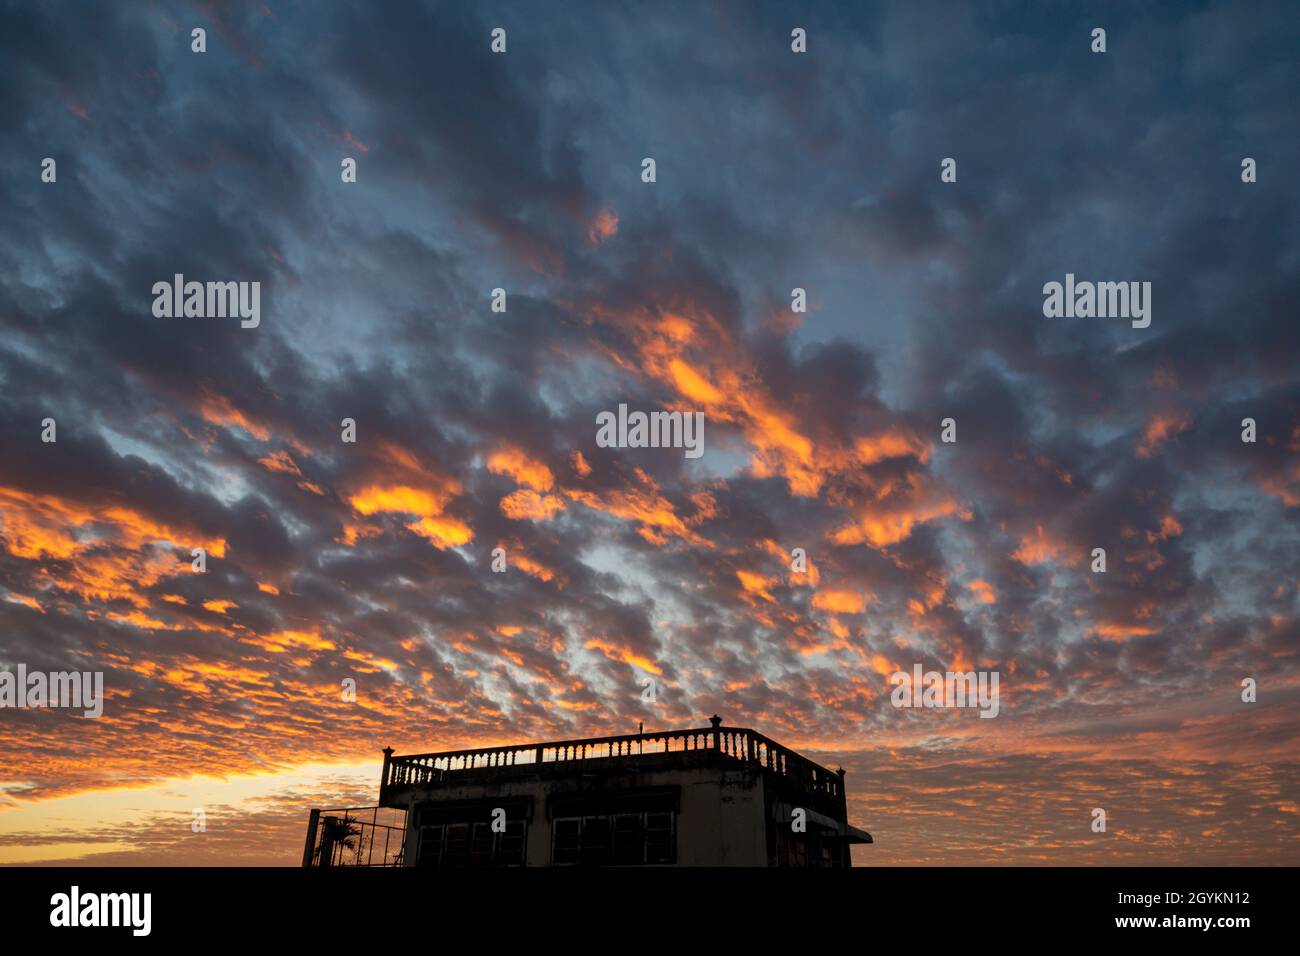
[{"xmin": 775, "ymin": 802, "xmax": 873, "ymax": 844}]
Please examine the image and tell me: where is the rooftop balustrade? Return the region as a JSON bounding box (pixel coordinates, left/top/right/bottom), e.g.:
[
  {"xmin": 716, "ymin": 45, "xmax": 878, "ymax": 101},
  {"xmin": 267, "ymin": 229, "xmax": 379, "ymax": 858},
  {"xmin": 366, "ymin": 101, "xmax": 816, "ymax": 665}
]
[{"xmin": 381, "ymin": 715, "xmax": 844, "ymax": 804}]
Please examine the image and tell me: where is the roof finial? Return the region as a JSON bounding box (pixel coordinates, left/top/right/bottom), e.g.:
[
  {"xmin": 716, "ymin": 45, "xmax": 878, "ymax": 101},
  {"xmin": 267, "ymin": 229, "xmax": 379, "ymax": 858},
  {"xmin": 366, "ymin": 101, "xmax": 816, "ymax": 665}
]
[{"xmin": 709, "ymin": 714, "xmax": 722, "ymax": 728}]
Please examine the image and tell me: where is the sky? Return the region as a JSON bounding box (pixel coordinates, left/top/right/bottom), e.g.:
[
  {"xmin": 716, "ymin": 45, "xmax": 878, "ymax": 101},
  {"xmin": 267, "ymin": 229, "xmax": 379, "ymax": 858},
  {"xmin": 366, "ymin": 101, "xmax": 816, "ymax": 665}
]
[{"xmin": 1, "ymin": 0, "xmax": 1298, "ymax": 866}]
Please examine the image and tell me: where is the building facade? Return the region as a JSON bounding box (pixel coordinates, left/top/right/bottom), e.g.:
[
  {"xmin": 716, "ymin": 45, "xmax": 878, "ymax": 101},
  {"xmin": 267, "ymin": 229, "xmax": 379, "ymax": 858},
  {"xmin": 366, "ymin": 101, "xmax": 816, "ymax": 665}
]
[{"xmin": 303, "ymin": 716, "xmax": 871, "ymax": 867}]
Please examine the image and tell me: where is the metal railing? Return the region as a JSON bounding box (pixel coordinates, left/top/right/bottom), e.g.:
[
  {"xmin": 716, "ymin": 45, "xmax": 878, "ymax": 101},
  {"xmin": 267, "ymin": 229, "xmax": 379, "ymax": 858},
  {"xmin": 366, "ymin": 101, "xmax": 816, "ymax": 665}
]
[
  {"xmin": 382, "ymin": 717, "xmax": 843, "ymax": 802},
  {"xmin": 302, "ymin": 806, "xmax": 407, "ymax": 868}
]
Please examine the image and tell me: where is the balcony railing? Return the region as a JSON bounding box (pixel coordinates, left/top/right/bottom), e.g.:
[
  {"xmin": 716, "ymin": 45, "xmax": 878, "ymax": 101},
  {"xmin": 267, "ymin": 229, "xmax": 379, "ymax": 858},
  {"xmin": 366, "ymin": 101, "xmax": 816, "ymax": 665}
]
[
  {"xmin": 301, "ymin": 806, "xmax": 407, "ymax": 868},
  {"xmin": 382, "ymin": 716, "xmax": 844, "ymax": 803}
]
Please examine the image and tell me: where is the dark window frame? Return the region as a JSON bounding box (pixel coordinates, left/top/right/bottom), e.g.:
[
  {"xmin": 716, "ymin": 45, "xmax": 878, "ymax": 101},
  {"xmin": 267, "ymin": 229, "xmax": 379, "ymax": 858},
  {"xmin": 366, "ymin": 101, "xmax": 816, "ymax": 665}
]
[
  {"xmin": 417, "ymin": 817, "xmax": 527, "ymax": 867},
  {"xmin": 550, "ymin": 810, "xmax": 677, "ymax": 866}
]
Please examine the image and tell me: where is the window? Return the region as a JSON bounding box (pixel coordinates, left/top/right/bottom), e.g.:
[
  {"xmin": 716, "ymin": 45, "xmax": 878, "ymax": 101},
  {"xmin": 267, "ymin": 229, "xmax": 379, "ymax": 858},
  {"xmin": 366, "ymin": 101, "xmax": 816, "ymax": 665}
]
[
  {"xmin": 417, "ymin": 819, "xmax": 526, "ymax": 867},
  {"xmin": 644, "ymin": 812, "xmax": 673, "ymax": 864},
  {"xmin": 776, "ymin": 828, "xmax": 836, "ymax": 868},
  {"xmin": 551, "ymin": 811, "xmax": 676, "ymax": 866},
  {"xmin": 443, "ymin": 822, "xmax": 469, "ymax": 867},
  {"xmin": 498, "ymin": 819, "xmax": 526, "ymax": 865},
  {"xmin": 470, "ymin": 822, "xmax": 495, "ymax": 866},
  {"xmin": 612, "ymin": 813, "xmax": 643, "ymax": 865},
  {"xmin": 553, "ymin": 818, "xmax": 581, "ymax": 865}
]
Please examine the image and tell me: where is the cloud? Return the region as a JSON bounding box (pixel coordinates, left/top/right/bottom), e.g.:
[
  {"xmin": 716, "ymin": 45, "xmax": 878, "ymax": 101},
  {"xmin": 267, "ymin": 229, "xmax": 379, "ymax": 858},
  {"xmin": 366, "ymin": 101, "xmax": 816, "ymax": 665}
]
[{"xmin": 0, "ymin": 0, "xmax": 1297, "ymax": 865}]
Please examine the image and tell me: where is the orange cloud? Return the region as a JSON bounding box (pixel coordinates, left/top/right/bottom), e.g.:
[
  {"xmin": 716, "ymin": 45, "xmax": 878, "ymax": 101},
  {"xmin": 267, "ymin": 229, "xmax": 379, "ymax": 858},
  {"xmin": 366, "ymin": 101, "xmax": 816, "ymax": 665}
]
[
  {"xmin": 833, "ymin": 494, "xmax": 965, "ymax": 549},
  {"xmin": 1147, "ymin": 514, "xmax": 1183, "ymax": 542},
  {"xmin": 106, "ymin": 609, "xmax": 173, "ymax": 630},
  {"xmin": 736, "ymin": 569, "xmax": 777, "ymax": 603},
  {"xmin": 854, "ymin": 430, "xmax": 930, "ymax": 466},
  {"xmin": 199, "ymin": 390, "xmax": 271, "ymax": 442},
  {"xmin": 0, "ymin": 486, "xmax": 226, "ymax": 608},
  {"xmin": 487, "ymin": 447, "xmax": 554, "ymax": 491},
  {"xmin": 564, "ymin": 468, "xmax": 712, "ymax": 547},
  {"xmin": 586, "ymin": 302, "xmax": 942, "ymax": 512},
  {"xmin": 514, "ymin": 553, "xmax": 558, "ymax": 584},
  {"xmin": 406, "ymin": 515, "xmax": 474, "ymax": 548},
  {"xmin": 247, "ymin": 629, "xmax": 337, "ymax": 653},
  {"xmin": 257, "ymin": 449, "xmax": 303, "ymax": 477},
  {"xmin": 584, "ymin": 638, "xmax": 661, "ymax": 675},
  {"xmin": 348, "ymin": 483, "xmax": 473, "ymax": 549},
  {"xmin": 5, "ymin": 593, "xmax": 43, "ymax": 613},
  {"xmin": 812, "ymin": 589, "xmax": 867, "ymax": 614},
  {"xmin": 757, "ymin": 538, "xmax": 821, "ymax": 586},
  {"xmin": 1137, "ymin": 412, "xmax": 1192, "ymax": 458},
  {"xmin": 499, "ymin": 489, "xmax": 566, "ymax": 521},
  {"xmin": 1012, "ymin": 524, "xmax": 1068, "ymax": 566},
  {"xmin": 587, "ymin": 207, "xmax": 619, "ymax": 245},
  {"xmin": 1090, "ymin": 623, "xmax": 1157, "ymax": 641}
]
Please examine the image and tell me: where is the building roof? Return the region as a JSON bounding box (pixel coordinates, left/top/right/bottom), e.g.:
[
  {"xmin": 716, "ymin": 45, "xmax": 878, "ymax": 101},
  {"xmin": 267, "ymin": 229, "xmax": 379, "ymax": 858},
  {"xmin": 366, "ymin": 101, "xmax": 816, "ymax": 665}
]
[{"xmin": 380, "ymin": 715, "xmax": 854, "ymax": 821}]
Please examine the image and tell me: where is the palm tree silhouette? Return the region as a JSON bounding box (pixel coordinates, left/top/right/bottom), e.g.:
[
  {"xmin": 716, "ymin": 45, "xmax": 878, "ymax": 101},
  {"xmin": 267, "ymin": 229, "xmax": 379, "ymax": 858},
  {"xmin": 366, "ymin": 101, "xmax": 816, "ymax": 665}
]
[{"xmin": 313, "ymin": 814, "xmax": 363, "ymax": 867}]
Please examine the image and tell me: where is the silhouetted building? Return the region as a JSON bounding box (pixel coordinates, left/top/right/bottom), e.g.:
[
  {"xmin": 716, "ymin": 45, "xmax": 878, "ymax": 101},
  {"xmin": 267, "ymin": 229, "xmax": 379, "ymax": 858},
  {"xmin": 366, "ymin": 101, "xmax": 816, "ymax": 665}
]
[{"xmin": 303, "ymin": 715, "xmax": 871, "ymax": 867}]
